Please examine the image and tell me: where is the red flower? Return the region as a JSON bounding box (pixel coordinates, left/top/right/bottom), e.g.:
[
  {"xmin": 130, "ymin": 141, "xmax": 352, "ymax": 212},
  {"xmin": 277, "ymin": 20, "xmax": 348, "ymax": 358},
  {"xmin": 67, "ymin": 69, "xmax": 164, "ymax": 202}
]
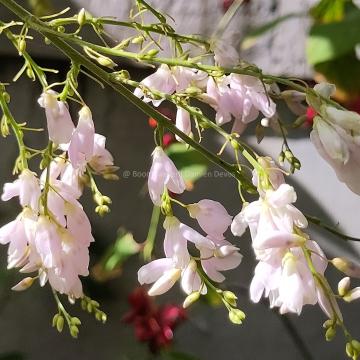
[{"xmin": 123, "ymin": 287, "xmax": 187, "ymax": 353}]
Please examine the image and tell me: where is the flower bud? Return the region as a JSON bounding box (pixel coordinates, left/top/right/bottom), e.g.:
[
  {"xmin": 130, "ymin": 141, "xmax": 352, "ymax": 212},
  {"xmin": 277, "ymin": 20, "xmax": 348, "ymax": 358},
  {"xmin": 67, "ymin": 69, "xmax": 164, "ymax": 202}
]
[
  {"xmin": 70, "ymin": 325, "xmax": 79, "ymax": 338},
  {"xmin": 18, "ymin": 39, "xmax": 26, "ymax": 55},
  {"xmin": 343, "ymin": 287, "xmax": 360, "ymax": 303},
  {"xmin": 331, "ymin": 257, "xmax": 360, "ymax": 278},
  {"xmin": 228, "ymin": 308, "xmax": 245, "ymax": 325},
  {"xmin": 56, "ymin": 315, "xmax": 64, "ymax": 333},
  {"xmin": 77, "ymin": 8, "xmax": 87, "ymax": 26},
  {"xmin": 223, "ymin": 291, "xmax": 238, "ymax": 307},
  {"xmin": 97, "ymin": 56, "xmax": 117, "ymax": 69},
  {"xmin": 338, "ymin": 277, "xmax": 351, "ymax": 297},
  {"xmin": 325, "ymin": 327, "xmax": 336, "ymax": 342},
  {"xmin": 95, "ymin": 204, "xmax": 110, "ymax": 216},
  {"xmin": 11, "ymin": 277, "xmax": 35, "ymax": 291},
  {"xmin": 132, "ymin": 36, "xmax": 144, "ymax": 45},
  {"xmin": 1, "ymin": 115, "xmax": 9, "ymax": 137},
  {"xmin": 183, "ymin": 291, "xmax": 200, "ymax": 308}
]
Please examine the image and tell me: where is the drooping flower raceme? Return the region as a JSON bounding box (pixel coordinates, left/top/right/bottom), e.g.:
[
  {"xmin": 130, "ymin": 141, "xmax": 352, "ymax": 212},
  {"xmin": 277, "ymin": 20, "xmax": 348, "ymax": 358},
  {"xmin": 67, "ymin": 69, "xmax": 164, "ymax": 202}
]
[
  {"xmin": 0, "ymin": 94, "xmax": 115, "ymax": 299},
  {"xmin": 232, "ymin": 175, "xmax": 336, "ymax": 317}
]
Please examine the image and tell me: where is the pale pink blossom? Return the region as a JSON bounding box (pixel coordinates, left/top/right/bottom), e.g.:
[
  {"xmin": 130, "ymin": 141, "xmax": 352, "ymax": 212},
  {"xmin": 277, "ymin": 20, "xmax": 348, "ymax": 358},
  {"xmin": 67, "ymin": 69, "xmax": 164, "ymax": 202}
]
[
  {"xmin": 231, "ymin": 184, "xmax": 307, "ymax": 252},
  {"xmin": 250, "ymin": 241, "xmax": 328, "ymax": 315},
  {"xmin": 311, "ymin": 113, "xmax": 360, "ymax": 195},
  {"xmin": 38, "ymin": 90, "xmax": 75, "ymax": 144},
  {"xmin": 135, "ymin": 65, "xmax": 208, "ymax": 106},
  {"xmin": 175, "ymin": 107, "xmax": 191, "ymax": 142},
  {"xmin": 188, "ymin": 199, "xmax": 232, "ymax": 238},
  {"xmin": 89, "ymin": 134, "xmax": 114, "ymax": 173},
  {"xmin": 2, "ymin": 169, "xmax": 41, "ymax": 212},
  {"xmin": 199, "ymin": 237, "xmax": 242, "ymax": 282},
  {"xmin": 202, "ymin": 75, "xmax": 276, "ymax": 133},
  {"xmin": 68, "ymin": 106, "xmax": 95, "ymax": 170},
  {"xmin": 148, "ymin": 147, "xmax": 186, "ymax": 205},
  {"xmin": 0, "ymin": 208, "xmax": 36, "ymax": 269}
]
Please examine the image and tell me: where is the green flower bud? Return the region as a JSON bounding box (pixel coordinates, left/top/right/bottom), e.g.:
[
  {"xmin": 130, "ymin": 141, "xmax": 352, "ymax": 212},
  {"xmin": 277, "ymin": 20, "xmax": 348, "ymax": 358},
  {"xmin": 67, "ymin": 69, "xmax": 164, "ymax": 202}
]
[
  {"xmin": 52, "ymin": 313, "xmax": 60, "ymax": 327},
  {"xmin": 352, "ymin": 340, "xmax": 360, "ymax": 353},
  {"xmin": 77, "ymin": 8, "xmax": 87, "ymax": 26},
  {"xmin": 70, "ymin": 325, "xmax": 79, "ymax": 338},
  {"xmin": 228, "ymin": 309, "xmax": 246, "ymax": 325},
  {"xmin": 147, "ymin": 49, "xmax": 159, "ymax": 57},
  {"xmin": 183, "ymin": 291, "xmax": 200, "ymax": 308},
  {"xmin": 97, "ymin": 56, "xmax": 117, "ymax": 69},
  {"xmin": 132, "ymin": 36, "xmax": 144, "ymax": 45},
  {"xmin": 71, "ymin": 317, "xmax": 81, "ymax": 326},
  {"xmin": 18, "ymin": 39, "xmax": 26, "ymax": 54},
  {"xmin": 346, "ymin": 342, "xmax": 355, "ymax": 358},
  {"xmin": 223, "ymin": 291, "xmax": 238, "ymax": 307},
  {"xmin": 325, "ymin": 327, "xmax": 336, "ymax": 342},
  {"xmin": 56, "ymin": 315, "xmax": 64, "ymax": 333}
]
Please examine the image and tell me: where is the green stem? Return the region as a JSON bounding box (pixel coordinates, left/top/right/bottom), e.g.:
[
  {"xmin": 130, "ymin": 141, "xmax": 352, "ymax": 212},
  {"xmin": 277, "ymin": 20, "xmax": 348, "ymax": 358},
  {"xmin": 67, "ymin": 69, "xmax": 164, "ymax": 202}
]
[
  {"xmin": 143, "ymin": 205, "xmax": 161, "ymax": 261},
  {"xmin": 0, "ymin": 0, "xmax": 255, "ymax": 189},
  {"xmin": 306, "ymin": 214, "xmax": 360, "ymax": 242}
]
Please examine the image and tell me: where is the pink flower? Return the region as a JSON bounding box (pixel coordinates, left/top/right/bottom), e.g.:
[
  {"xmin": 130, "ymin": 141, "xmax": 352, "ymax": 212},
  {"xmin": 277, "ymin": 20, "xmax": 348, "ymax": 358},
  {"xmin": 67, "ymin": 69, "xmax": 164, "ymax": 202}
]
[
  {"xmin": 199, "ymin": 236, "xmax": 242, "ymax": 282},
  {"xmin": 38, "ymin": 90, "xmax": 75, "ymax": 144},
  {"xmin": 89, "ymin": 134, "xmax": 114, "ymax": 173},
  {"xmin": 2, "ymin": 169, "xmax": 41, "ymax": 212},
  {"xmin": 68, "ymin": 106, "xmax": 95, "ymax": 170},
  {"xmin": 148, "ymin": 147, "xmax": 186, "ymax": 205},
  {"xmin": 188, "ymin": 199, "xmax": 232, "ymax": 238},
  {"xmin": 175, "ymin": 107, "xmax": 191, "ymax": 142}
]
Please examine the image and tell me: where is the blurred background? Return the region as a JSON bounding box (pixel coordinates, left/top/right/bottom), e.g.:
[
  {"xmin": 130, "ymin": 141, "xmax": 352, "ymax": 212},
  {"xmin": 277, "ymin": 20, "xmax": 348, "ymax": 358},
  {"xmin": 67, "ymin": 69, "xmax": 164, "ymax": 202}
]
[{"xmin": 0, "ymin": 0, "xmax": 360, "ymax": 359}]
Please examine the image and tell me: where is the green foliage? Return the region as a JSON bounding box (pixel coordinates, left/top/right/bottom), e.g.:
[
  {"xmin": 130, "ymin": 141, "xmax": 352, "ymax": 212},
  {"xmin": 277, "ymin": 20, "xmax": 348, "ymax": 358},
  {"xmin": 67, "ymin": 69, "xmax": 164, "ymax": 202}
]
[
  {"xmin": 310, "ymin": 0, "xmax": 348, "ymax": 23},
  {"xmin": 307, "ymin": 9, "xmax": 360, "ymax": 65}
]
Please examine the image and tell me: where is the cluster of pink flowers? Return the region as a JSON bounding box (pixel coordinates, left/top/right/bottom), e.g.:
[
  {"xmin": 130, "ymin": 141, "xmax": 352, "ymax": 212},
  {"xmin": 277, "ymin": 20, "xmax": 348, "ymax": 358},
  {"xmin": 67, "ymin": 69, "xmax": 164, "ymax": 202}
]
[
  {"xmin": 0, "ymin": 90, "xmax": 114, "ymax": 299},
  {"xmin": 134, "ymin": 64, "xmax": 276, "ymax": 137},
  {"xmin": 138, "ymin": 147, "xmax": 242, "ymax": 297},
  {"xmin": 231, "ymin": 158, "xmax": 341, "ymax": 317}
]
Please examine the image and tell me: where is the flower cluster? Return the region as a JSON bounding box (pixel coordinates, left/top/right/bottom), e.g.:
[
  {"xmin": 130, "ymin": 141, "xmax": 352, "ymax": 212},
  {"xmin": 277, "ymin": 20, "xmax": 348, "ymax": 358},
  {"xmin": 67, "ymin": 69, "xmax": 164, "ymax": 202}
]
[
  {"xmin": 134, "ymin": 64, "xmax": 276, "ymax": 136},
  {"xmin": 138, "ymin": 146, "xmax": 242, "ymax": 301},
  {"xmin": 231, "ymin": 158, "xmax": 340, "ymax": 317},
  {"xmin": 0, "ymin": 90, "xmax": 115, "ymax": 299}
]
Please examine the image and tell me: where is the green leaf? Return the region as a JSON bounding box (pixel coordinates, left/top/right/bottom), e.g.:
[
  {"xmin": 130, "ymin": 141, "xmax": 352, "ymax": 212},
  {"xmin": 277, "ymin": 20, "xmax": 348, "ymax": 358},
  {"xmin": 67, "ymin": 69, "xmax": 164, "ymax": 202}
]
[
  {"xmin": 166, "ymin": 143, "xmax": 209, "ymax": 183},
  {"xmin": 307, "ymin": 10, "xmax": 360, "ymax": 65},
  {"xmin": 310, "ymin": 0, "xmax": 347, "ymax": 23},
  {"xmin": 92, "ymin": 230, "xmax": 141, "ymax": 281},
  {"xmin": 104, "ymin": 230, "xmax": 140, "ymax": 271}
]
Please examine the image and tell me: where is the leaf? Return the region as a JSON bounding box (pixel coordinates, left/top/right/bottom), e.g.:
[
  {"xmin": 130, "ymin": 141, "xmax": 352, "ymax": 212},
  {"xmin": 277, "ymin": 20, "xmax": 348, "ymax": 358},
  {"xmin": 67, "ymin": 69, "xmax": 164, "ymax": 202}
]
[
  {"xmin": 91, "ymin": 229, "xmax": 141, "ymax": 282},
  {"xmin": 306, "ymin": 10, "xmax": 360, "ymax": 65},
  {"xmin": 166, "ymin": 143, "xmax": 209, "ymax": 183},
  {"xmin": 310, "ymin": 0, "xmax": 347, "ymax": 23},
  {"xmin": 241, "ymin": 12, "xmax": 306, "ymax": 50}
]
